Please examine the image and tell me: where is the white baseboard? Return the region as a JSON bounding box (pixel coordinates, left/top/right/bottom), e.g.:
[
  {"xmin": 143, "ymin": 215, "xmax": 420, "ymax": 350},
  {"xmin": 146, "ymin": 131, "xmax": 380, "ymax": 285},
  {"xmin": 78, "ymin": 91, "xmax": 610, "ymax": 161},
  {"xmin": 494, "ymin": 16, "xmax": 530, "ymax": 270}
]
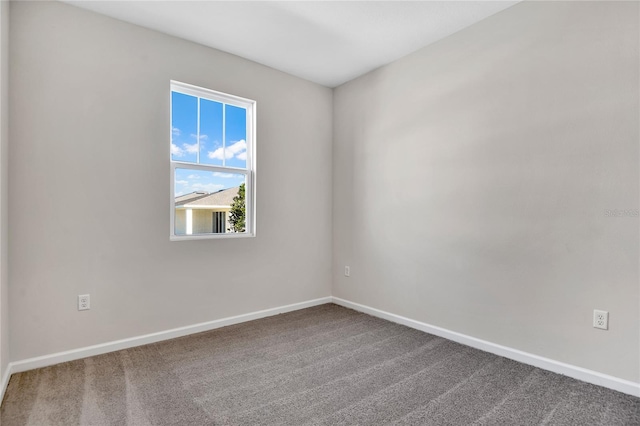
[
  {"xmin": 2, "ymin": 295, "xmax": 638, "ymax": 402},
  {"xmin": 4, "ymin": 296, "xmax": 332, "ymax": 383},
  {"xmin": 0, "ymin": 363, "xmax": 10, "ymax": 404},
  {"xmin": 331, "ymin": 297, "xmax": 640, "ymax": 398}
]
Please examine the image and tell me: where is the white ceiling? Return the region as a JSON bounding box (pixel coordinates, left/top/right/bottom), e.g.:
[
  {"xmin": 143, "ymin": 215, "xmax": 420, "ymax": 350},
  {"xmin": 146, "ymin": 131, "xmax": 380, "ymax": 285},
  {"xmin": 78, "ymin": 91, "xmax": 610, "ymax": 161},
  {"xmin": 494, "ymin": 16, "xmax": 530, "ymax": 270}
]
[{"xmin": 63, "ymin": 1, "xmax": 519, "ymax": 88}]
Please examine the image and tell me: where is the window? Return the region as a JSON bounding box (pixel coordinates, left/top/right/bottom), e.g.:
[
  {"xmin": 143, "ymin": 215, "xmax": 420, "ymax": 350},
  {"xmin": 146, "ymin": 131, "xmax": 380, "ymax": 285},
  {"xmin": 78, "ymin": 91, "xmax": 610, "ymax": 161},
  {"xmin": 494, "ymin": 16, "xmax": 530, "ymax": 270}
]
[
  {"xmin": 213, "ymin": 212, "xmax": 226, "ymax": 233},
  {"xmin": 170, "ymin": 81, "xmax": 255, "ymax": 240}
]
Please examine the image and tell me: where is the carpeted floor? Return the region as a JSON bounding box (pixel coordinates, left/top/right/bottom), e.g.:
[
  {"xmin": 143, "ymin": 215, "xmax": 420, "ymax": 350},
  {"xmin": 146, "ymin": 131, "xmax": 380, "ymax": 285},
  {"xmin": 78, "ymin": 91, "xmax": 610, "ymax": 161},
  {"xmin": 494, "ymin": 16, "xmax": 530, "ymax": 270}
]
[{"xmin": 1, "ymin": 304, "xmax": 639, "ymax": 425}]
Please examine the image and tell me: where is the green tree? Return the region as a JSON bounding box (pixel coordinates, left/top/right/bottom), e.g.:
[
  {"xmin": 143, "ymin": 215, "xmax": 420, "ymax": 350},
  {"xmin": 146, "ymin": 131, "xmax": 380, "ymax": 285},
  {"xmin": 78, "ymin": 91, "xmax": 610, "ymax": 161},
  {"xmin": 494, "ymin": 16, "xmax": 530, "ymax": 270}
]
[{"xmin": 228, "ymin": 183, "xmax": 245, "ymax": 232}]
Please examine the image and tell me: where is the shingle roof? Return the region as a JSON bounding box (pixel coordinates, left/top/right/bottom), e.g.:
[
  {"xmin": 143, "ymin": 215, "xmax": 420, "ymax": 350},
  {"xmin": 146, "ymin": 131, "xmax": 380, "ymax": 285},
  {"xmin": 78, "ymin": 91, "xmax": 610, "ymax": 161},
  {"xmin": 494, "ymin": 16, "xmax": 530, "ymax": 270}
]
[
  {"xmin": 175, "ymin": 187, "xmax": 240, "ymax": 208},
  {"xmin": 175, "ymin": 192, "xmax": 211, "ymax": 204}
]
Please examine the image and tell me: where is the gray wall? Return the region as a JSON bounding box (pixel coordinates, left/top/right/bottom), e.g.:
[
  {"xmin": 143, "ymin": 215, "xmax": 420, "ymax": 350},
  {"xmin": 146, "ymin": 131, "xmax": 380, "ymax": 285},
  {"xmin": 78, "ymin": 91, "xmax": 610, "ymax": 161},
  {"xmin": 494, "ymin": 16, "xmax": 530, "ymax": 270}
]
[
  {"xmin": 9, "ymin": 1, "xmax": 332, "ymax": 361},
  {"xmin": 0, "ymin": 0, "xmax": 9, "ymax": 380},
  {"xmin": 333, "ymin": 1, "xmax": 639, "ymax": 382}
]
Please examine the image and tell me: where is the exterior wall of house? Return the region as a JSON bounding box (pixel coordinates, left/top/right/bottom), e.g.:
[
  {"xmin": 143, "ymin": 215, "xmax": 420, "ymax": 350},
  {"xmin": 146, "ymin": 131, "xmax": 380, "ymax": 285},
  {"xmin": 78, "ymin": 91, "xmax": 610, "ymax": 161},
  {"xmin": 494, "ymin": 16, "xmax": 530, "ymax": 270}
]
[
  {"xmin": 191, "ymin": 209, "xmax": 214, "ymax": 235},
  {"xmin": 174, "ymin": 208, "xmax": 231, "ymax": 235},
  {"xmin": 175, "ymin": 209, "xmax": 186, "ymax": 235}
]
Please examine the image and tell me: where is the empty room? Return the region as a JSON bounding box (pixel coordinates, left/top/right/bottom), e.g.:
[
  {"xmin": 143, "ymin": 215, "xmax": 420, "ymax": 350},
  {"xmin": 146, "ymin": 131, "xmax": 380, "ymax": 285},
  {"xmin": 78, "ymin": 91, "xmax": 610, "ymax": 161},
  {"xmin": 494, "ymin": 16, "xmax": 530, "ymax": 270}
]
[{"xmin": 0, "ymin": 0, "xmax": 638, "ymax": 424}]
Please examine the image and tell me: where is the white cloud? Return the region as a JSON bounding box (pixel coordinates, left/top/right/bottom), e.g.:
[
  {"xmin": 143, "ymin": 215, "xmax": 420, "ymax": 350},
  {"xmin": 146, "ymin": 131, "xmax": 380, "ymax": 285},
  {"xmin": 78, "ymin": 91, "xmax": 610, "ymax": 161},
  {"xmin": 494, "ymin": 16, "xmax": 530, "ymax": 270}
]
[
  {"xmin": 207, "ymin": 140, "xmax": 247, "ymax": 161},
  {"xmin": 171, "ymin": 142, "xmax": 200, "ymax": 157},
  {"xmin": 208, "ymin": 147, "xmax": 231, "ymax": 160},
  {"xmin": 171, "ymin": 143, "xmax": 184, "ymax": 157},
  {"xmin": 191, "ymin": 182, "xmax": 224, "ymax": 192},
  {"xmin": 183, "ymin": 143, "xmax": 198, "ymax": 154},
  {"xmin": 187, "ymin": 174, "xmax": 201, "ymax": 179},
  {"xmin": 227, "ymin": 140, "xmax": 246, "ymax": 155},
  {"xmin": 172, "ymin": 127, "xmax": 181, "ymax": 136},
  {"xmin": 190, "ymin": 133, "xmax": 208, "ymax": 141},
  {"xmin": 175, "ymin": 180, "xmax": 189, "ymax": 185},
  {"xmin": 213, "ymin": 172, "xmax": 235, "ymax": 178}
]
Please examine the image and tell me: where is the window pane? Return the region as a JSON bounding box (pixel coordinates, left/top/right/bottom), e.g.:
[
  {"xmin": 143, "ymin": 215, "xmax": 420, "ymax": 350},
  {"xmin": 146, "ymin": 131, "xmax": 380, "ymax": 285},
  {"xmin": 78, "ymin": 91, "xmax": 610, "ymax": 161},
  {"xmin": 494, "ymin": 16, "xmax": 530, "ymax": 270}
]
[
  {"xmin": 174, "ymin": 168, "xmax": 247, "ymax": 235},
  {"xmin": 224, "ymin": 104, "xmax": 247, "ymax": 169},
  {"xmin": 199, "ymin": 98, "xmax": 224, "ymax": 166},
  {"xmin": 171, "ymin": 92, "xmax": 198, "ymax": 163}
]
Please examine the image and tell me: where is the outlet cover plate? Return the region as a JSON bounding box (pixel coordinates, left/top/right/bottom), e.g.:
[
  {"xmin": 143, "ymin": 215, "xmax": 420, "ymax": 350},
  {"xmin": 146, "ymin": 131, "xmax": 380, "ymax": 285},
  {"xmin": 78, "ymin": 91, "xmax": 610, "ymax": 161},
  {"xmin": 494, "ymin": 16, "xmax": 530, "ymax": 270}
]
[
  {"xmin": 593, "ymin": 309, "xmax": 608, "ymax": 330},
  {"xmin": 78, "ymin": 294, "xmax": 90, "ymax": 311}
]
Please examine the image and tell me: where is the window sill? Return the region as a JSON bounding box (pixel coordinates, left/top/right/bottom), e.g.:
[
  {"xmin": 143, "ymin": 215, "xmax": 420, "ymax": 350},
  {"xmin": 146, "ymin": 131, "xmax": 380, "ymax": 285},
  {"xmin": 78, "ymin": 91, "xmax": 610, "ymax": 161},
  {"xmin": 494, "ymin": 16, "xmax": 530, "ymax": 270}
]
[{"xmin": 170, "ymin": 233, "xmax": 255, "ymax": 242}]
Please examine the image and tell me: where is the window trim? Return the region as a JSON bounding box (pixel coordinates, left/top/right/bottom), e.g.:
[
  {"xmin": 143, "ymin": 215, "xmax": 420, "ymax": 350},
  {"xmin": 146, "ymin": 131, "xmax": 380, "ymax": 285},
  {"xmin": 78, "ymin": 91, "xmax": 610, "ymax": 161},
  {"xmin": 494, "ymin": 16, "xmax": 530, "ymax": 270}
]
[{"xmin": 169, "ymin": 81, "xmax": 256, "ymax": 241}]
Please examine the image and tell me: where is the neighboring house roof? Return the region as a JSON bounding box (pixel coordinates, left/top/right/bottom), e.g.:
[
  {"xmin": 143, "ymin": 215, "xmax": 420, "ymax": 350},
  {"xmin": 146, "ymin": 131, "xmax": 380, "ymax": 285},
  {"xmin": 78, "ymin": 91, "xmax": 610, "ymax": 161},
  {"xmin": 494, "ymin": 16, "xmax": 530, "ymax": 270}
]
[
  {"xmin": 176, "ymin": 187, "xmax": 239, "ymax": 208},
  {"xmin": 175, "ymin": 192, "xmax": 211, "ymax": 204}
]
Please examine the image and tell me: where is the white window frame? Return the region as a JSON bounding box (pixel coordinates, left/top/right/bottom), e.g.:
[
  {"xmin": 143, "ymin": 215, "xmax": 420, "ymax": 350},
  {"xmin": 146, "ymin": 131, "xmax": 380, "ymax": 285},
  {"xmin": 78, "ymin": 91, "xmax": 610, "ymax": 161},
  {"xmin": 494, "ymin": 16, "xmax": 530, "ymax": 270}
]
[{"xmin": 170, "ymin": 81, "xmax": 256, "ymax": 241}]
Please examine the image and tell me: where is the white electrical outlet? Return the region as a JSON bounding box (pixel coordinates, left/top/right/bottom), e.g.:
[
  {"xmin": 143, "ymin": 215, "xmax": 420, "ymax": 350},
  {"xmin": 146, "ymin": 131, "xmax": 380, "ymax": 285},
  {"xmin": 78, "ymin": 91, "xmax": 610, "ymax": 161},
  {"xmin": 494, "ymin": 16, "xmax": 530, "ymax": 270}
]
[
  {"xmin": 78, "ymin": 294, "xmax": 90, "ymax": 311},
  {"xmin": 344, "ymin": 266, "xmax": 350, "ymax": 277},
  {"xmin": 593, "ymin": 309, "xmax": 608, "ymax": 330}
]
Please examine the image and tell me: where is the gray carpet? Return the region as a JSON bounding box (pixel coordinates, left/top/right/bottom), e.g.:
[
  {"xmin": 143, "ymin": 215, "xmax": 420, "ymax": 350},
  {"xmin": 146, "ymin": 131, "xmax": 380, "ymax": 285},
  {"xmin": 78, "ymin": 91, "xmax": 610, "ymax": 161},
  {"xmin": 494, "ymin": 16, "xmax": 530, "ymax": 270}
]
[{"xmin": 1, "ymin": 304, "xmax": 639, "ymax": 425}]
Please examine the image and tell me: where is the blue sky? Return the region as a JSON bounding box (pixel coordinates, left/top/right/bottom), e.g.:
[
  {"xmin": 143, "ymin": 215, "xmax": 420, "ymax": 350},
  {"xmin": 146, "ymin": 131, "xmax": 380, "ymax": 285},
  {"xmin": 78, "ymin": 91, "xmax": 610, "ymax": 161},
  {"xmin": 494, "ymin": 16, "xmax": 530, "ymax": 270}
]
[{"xmin": 171, "ymin": 92, "xmax": 246, "ymax": 196}]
